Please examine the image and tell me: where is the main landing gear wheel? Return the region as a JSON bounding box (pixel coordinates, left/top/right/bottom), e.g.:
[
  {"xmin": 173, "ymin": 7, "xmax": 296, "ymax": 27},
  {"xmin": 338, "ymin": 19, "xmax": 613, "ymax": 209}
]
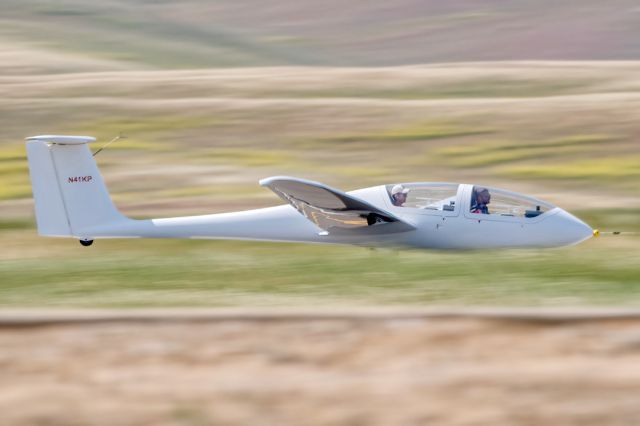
[{"xmin": 79, "ymin": 239, "xmax": 94, "ymax": 247}]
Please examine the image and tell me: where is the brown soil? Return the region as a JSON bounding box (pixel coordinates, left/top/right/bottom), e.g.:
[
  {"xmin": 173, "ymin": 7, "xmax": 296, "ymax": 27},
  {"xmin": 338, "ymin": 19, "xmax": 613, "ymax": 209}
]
[{"xmin": 1, "ymin": 310, "xmax": 640, "ymax": 426}]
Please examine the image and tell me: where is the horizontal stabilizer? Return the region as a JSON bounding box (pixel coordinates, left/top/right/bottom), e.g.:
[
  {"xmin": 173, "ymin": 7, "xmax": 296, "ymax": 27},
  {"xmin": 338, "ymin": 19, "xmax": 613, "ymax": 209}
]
[
  {"xmin": 26, "ymin": 135, "xmax": 97, "ymax": 145},
  {"xmin": 260, "ymin": 176, "xmax": 414, "ymax": 234}
]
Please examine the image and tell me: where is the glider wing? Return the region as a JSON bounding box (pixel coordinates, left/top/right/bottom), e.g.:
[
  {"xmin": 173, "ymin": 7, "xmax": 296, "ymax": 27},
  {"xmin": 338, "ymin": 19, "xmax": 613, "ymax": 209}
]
[{"xmin": 260, "ymin": 176, "xmax": 415, "ymax": 234}]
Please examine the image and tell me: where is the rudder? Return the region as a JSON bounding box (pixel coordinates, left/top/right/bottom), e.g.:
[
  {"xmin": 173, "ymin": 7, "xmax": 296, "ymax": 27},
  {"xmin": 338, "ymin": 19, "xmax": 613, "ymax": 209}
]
[{"xmin": 25, "ymin": 135, "xmax": 128, "ymax": 238}]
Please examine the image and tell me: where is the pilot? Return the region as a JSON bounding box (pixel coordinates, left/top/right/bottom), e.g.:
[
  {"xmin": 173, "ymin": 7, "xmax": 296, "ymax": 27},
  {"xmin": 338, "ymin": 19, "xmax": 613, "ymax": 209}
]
[
  {"xmin": 391, "ymin": 184, "xmax": 410, "ymax": 207},
  {"xmin": 471, "ymin": 187, "xmax": 491, "ymax": 214}
]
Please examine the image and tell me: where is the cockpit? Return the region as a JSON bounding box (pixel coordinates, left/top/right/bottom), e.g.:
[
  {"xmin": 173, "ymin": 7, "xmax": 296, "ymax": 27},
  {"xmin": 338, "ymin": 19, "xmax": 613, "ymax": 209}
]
[
  {"xmin": 468, "ymin": 185, "xmax": 553, "ymax": 218},
  {"xmin": 386, "ymin": 183, "xmax": 555, "ymax": 219},
  {"xmin": 386, "ymin": 183, "xmax": 459, "ymax": 211}
]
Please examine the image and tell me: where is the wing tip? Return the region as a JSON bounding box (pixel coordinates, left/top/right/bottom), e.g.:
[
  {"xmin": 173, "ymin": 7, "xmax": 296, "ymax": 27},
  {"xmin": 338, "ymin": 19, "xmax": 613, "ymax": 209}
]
[
  {"xmin": 259, "ymin": 176, "xmax": 284, "ymax": 187},
  {"xmin": 259, "ymin": 176, "xmax": 321, "ymax": 188}
]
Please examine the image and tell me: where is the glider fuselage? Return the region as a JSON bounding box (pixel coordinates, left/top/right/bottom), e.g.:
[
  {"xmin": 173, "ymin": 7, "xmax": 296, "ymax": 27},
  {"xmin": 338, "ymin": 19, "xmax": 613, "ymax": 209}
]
[{"xmin": 83, "ymin": 184, "xmax": 593, "ymax": 250}]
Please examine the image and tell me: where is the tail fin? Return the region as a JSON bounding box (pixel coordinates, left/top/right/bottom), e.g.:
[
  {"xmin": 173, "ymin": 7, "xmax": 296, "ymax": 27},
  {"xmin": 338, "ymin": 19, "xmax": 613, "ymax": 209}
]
[{"xmin": 25, "ymin": 135, "xmax": 128, "ymax": 238}]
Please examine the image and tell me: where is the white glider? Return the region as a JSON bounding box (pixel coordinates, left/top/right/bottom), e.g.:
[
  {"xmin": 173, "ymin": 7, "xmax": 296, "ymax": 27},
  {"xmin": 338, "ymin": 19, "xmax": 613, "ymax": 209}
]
[{"xmin": 25, "ymin": 135, "xmax": 594, "ymax": 249}]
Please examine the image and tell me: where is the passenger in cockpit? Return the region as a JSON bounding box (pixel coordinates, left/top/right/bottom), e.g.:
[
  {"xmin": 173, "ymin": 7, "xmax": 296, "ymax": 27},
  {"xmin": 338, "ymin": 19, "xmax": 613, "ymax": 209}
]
[
  {"xmin": 391, "ymin": 184, "xmax": 410, "ymax": 207},
  {"xmin": 471, "ymin": 187, "xmax": 491, "ymax": 214}
]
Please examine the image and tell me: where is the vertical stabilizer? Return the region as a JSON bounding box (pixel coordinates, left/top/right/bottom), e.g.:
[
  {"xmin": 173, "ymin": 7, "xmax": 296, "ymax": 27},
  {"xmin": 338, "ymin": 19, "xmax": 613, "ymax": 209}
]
[{"xmin": 25, "ymin": 135, "xmax": 128, "ymax": 238}]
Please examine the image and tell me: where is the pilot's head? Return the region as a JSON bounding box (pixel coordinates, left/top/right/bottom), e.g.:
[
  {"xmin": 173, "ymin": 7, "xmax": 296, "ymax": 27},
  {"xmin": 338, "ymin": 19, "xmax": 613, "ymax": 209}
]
[
  {"xmin": 476, "ymin": 187, "xmax": 491, "ymax": 205},
  {"xmin": 391, "ymin": 184, "xmax": 410, "ymax": 206}
]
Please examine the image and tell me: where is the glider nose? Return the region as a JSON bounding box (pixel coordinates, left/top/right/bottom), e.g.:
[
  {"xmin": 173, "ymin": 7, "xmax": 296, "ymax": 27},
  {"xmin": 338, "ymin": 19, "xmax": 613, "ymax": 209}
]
[{"xmin": 555, "ymin": 209, "xmax": 593, "ymax": 246}]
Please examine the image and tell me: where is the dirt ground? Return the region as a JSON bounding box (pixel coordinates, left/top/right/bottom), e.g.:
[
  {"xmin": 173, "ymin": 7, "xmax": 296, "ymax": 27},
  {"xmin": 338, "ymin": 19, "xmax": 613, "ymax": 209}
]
[{"xmin": 1, "ymin": 310, "xmax": 640, "ymax": 426}]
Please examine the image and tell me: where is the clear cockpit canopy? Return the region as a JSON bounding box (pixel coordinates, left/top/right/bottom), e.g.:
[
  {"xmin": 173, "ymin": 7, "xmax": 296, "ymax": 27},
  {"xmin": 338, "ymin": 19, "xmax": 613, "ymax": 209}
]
[
  {"xmin": 386, "ymin": 183, "xmax": 459, "ymax": 210},
  {"xmin": 386, "ymin": 183, "xmax": 556, "ymax": 218},
  {"xmin": 470, "ymin": 185, "xmax": 554, "ymax": 218}
]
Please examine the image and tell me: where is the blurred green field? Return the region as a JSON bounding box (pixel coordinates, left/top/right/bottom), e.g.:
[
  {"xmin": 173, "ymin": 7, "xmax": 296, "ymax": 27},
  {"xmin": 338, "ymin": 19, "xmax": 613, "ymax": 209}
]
[{"xmin": 1, "ymin": 219, "xmax": 639, "ymax": 308}]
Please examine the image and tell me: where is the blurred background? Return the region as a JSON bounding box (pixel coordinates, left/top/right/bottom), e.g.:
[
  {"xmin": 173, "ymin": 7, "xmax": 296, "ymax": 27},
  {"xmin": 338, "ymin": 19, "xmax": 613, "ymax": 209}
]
[
  {"xmin": 1, "ymin": 0, "xmax": 639, "ymax": 307},
  {"xmin": 1, "ymin": 1, "xmax": 640, "ymax": 424}
]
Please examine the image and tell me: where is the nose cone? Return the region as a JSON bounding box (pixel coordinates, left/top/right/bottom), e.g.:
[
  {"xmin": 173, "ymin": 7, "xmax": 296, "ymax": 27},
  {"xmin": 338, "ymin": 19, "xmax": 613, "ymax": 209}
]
[{"xmin": 553, "ymin": 209, "xmax": 594, "ymax": 246}]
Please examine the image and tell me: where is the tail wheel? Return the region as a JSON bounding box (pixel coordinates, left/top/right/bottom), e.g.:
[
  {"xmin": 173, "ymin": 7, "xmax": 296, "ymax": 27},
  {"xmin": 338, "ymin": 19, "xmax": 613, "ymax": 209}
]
[{"xmin": 79, "ymin": 239, "xmax": 94, "ymax": 247}]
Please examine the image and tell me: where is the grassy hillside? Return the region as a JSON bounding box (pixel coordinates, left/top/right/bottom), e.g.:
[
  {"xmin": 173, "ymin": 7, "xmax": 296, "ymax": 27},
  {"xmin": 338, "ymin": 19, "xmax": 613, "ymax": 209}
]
[{"xmin": 2, "ymin": 0, "xmax": 640, "ymax": 70}]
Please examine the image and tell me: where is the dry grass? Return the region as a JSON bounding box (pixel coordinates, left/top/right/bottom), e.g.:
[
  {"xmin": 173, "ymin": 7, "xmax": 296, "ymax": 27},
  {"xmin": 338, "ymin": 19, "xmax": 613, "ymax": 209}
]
[{"xmin": 2, "ymin": 315, "xmax": 640, "ymax": 425}]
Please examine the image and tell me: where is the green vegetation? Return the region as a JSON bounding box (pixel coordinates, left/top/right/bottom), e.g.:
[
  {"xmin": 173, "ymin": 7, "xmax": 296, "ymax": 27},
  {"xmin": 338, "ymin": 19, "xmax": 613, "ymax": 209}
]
[
  {"xmin": 0, "ymin": 145, "xmax": 28, "ymax": 162},
  {"xmin": 437, "ymin": 135, "xmax": 621, "ymax": 167},
  {"xmin": 429, "ymin": 134, "xmax": 640, "ymax": 194},
  {"xmin": 0, "ymin": 146, "xmax": 30, "ymax": 200},
  {"xmin": 0, "ymin": 180, "xmax": 31, "ymax": 201},
  {"xmin": 395, "ymin": 78, "xmax": 593, "ymax": 99},
  {"xmin": 76, "ymin": 115, "xmax": 221, "ymax": 149},
  {"xmin": 160, "ymin": 185, "xmax": 265, "ymax": 199},
  {"xmin": 241, "ymin": 78, "xmax": 597, "ymax": 100},
  {"xmin": 0, "ymin": 225, "xmax": 639, "ymax": 307},
  {"xmin": 195, "ymin": 148, "xmax": 296, "ymax": 167},
  {"xmin": 574, "ymin": 209, "xmax": 640, "ymax": 234},
  {"xmin": 1, "ymin": 206, "xmax": 638, "ymax": 308},
  {"xmin": 501, "ymin": 156, "xmax": 640, "ymax": 180},
  {"xmin": 0, "ymin": 0, "xmax": 317, "ymax": 69},
  {"xmin": 318, "ymin": 121, "xmax": 494, "ymax": 145}
]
